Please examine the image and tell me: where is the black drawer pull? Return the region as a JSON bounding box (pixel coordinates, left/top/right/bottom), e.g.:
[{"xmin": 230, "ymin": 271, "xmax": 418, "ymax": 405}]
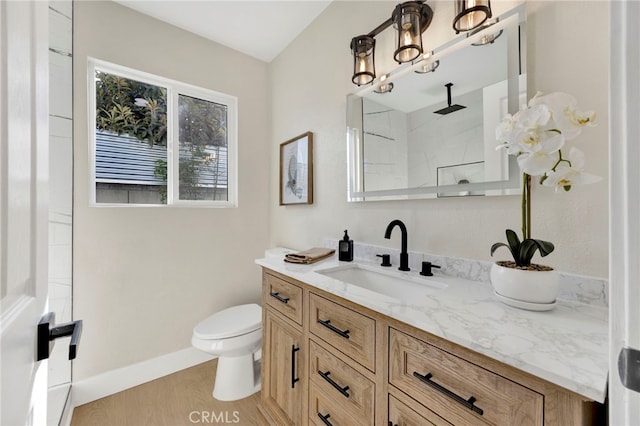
[
  {"xmin": 317, "ymin": 413, "xmax": 332, "ymax": 426},
  {"xmin": 413, "ymin": 371, "xmax": 483, "ymax": 416},
  {"xmin": 318, "ymin": 370, "xmax": 350, "ymax": 398},
  {"xmin": 317, "ymin": 319, "xmax": 350, "ymax": 339},
  {"xmin": 291, "ymin": 345, "xmax": 300, "ymax": 388},
  {"xmin": 269, "ymin": 291, "xmax": 289, "ymax": 304}
]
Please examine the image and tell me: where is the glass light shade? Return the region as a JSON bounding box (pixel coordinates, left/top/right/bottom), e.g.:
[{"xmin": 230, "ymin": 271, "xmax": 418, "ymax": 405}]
[
  {"xmin": 414, "ymin": 59, "xmax": 439, "ymax": 74},
  {"xmin": 393, "ymin": 2, "xmax": 423, "ymax": 64},
  {"xmin": 373, "ymin": 74, "xmax": 394, "ymax": 93},
  {"xmin": 351, "ymin": 35, "xmax": 376, "ymax": 86},
  {"xmin": 453, "ymin": 0, "xmax": 492, "ymax": 33}
]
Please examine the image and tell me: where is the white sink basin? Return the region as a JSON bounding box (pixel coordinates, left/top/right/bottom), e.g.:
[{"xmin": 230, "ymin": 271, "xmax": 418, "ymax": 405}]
[{"xmin": 315, "ymin": 263, "xmax": 447, "ymax": 301}]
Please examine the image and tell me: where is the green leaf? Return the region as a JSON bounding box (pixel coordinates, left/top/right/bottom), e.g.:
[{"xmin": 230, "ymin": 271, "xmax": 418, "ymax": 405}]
[
  {"xmin": 519, "ymin": 240, "xmax": 540, "ymax": 265},
  {"xmin": 490, "ymin": 242, "xmax": 510, "ymax": 257},
  {"xmin": 535, "ymin": 239, "xmax": 555, "ymax": 257},
  {"xmin": 505, "ymin": 229, "xmax": 521, "ymax": 252},
  {"xmin": 491, "ymin": 228, "xmax": 555, "ymax": 266}
]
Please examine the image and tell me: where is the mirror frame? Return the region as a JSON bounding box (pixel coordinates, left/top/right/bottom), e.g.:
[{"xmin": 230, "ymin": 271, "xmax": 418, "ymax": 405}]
[{"xmin": 347, "ymin": 5, "xmax": 526, "ymax": 202}]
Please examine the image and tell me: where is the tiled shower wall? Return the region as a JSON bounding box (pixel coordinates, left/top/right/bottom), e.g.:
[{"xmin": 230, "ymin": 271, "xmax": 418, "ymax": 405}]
[{"xmin": 48, "ymin": 0, "xmax": 73, "ymax": 390}]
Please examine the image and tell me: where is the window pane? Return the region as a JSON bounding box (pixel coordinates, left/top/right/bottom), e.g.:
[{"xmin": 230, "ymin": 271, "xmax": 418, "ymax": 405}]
[
  {"xmin": 94, "ymin": 71, "xmax": 168, "ymax": 204},
  {"xmin": 178, "ymin": 94, "xmax": 228, "ymax": 201}
]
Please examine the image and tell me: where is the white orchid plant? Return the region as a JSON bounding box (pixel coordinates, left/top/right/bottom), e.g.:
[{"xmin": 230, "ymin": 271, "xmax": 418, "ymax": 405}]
[{"xmin": 491, "ymin": 92, "xmax": 600, "ymax": 268}]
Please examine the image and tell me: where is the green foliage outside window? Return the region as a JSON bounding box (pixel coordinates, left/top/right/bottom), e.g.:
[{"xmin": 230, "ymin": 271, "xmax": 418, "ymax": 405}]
[
  {"xmin": 95, "ymin": 71, "xmax": 229, "ymax": 202},
  {"xmin": 95, "ymin": 72, "xmax": 168, "ymax": 146},
  {"xmin": 95, "ymin": 72, "xmax": 228, "ymax": 149}
]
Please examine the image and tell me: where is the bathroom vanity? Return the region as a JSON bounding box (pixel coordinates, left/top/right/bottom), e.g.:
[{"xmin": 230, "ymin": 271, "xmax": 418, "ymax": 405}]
[{"xmin": 255, "ymin": 249, "xmax": 607, "ymax": 425}]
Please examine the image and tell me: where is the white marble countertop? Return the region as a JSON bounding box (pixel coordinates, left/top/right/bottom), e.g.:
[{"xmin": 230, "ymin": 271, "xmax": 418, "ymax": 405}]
[{"xmin": 256, "ymin": 248, "xmax": 608, "ymax": 403}]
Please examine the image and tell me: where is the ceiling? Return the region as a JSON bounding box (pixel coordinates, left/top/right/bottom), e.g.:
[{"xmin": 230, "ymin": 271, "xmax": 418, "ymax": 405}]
[{"xmin": 113, "ymin": 1, "xmax": 333, "ymax": 62}]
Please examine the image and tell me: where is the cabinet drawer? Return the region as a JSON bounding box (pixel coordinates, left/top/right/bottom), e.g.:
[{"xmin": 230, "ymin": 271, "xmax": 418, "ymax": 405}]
[
  {"xmin": 263, "ymin": 272, "xmax": 303, "ymax": 325},
  {"xmin": 389, "ymin": 394, "xmax": 451, "ymax": 426},
  {"xmin": 309, "ymin": 381, "xmax": 363, "ymax": 426},
  {"xmin": 309, "ymin": 340, "xmax": 374, "ymax": 425},
  {"xmin": 309, "ymin": 293, "xmax": 376, "ymax": 371},
  {"xmin": 389, "ymin": 329, "xmax": 543, "ymax": 426}
]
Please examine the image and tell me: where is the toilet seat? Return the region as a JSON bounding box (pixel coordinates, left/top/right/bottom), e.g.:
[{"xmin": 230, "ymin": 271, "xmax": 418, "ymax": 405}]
[{"xmin": 193, "ymin": 303, "xmax": 261, "ymax": 340}]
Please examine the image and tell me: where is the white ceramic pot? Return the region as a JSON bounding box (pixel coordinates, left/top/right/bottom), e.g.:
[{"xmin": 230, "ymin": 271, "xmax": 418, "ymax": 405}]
[{"xmin": 490, "ymin": 262, "xmax": 560, "ymax": 304}]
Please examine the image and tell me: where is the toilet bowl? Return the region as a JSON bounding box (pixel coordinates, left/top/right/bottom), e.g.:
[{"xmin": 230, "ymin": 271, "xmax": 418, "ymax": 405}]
[{"xmin": 192, "ymin": 303, "xmax": 262, "ymax": 401}]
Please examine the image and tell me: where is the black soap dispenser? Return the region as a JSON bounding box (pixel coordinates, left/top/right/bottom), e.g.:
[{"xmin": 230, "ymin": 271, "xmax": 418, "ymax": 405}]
[{"xmin": 339, "ymin": 230, "xmax": 354, "ymax": 262}]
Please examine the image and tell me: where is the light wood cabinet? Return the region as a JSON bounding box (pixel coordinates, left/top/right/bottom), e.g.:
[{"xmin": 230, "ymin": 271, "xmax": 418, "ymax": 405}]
[
  {"xmin": 260, "ymin": 301, "xmax": 304, "ymax": 425},
  {"xmin": 389, "ymin": 328, "xmax": 543, "ymax": 425},
  {"xmin": 263, "ymin": 271, "xmax": 304, "ymax": 325},
  {"xmin": 388, "ymin": 393, "xmax": 452, "ymax": 426},
  {"xmin": 308, "ymin": 339, "xmax": 375, "ymax": 425},
  {"xmin": 258, "ymin": 267, "xmax": 603, "ymax": 426},
  {"xmin": 308, "ymin": 293, "xmax": 376, "ymax": 372}
]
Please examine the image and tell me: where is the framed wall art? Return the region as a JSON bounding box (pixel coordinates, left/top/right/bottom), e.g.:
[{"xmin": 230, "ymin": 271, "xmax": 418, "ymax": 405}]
[{"xmin": 280, "ymin": 132, "xmax": 313, "ymax": 205}]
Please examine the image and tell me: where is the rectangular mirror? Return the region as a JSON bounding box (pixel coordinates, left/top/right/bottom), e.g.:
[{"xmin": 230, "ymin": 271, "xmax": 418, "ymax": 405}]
[{"xmin": 347, "ymin": 5, "xmax": 526, "ymax": 202}]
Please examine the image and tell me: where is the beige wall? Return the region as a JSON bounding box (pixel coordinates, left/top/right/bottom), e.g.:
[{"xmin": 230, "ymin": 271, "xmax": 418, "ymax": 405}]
[
  {"xmin": 73, "ymin": 0, "xmax": 609, "ymax": 382},
  {"xmin": 269, "ymin": 0, "xmax": 609, "ymax": 278},
  {"xmin": 73, "ymin": 1, "xmax": 270, "ymax": 380}
]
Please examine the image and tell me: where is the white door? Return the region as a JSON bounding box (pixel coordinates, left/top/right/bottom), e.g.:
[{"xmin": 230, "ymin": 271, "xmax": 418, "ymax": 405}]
[
  {"xmin": 609, "ymin": 1, "xmax": 640, "ymax": 425},
  {"xmin": 1, "ymin": 1, "xmax": 50, "ymax": 425}
]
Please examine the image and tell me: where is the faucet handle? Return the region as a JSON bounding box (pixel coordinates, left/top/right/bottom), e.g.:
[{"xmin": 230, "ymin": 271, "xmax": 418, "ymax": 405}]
[
  {"xmin": 376, "ymin": 254, "xmax": 392, "ymax": 267},
  {"xmin": 420, "ymin": 261, "xmax": 441, "ymax": 277}
]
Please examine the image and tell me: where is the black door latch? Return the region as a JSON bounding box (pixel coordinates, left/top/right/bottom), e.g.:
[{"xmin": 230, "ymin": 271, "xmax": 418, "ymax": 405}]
[{"xmin": 37, "ymin": 312, "xmax": 83, "ymax": 361}]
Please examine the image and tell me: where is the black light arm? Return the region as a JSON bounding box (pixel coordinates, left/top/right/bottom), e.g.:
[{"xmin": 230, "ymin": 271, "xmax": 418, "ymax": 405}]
[{"xmin": 366, "ymin": 1, "xmax": 433, "ymax": 38}]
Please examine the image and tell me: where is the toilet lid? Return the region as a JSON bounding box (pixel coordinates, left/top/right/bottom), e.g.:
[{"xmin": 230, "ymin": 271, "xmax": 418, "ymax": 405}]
[{"xmin": 193, "ymin": 303, "xmax": 262, "ymax": 339}]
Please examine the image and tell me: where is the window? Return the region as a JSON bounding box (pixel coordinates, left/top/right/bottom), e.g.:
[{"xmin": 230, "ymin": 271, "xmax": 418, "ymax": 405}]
[{"xmin": 88, "ymin": 59, "xmax": 237, "ymax": 207}]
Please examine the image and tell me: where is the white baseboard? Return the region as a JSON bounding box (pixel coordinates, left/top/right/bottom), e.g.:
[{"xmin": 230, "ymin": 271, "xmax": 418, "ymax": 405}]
[{"xmin": 70, "ymin": 347, "xmax": 215, "ymax": 408}]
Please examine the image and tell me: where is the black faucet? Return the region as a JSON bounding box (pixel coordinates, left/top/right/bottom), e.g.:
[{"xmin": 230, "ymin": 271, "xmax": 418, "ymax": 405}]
[{"xmin": 384, "ymin": 219, "xmax": 410, "ymax": 271}]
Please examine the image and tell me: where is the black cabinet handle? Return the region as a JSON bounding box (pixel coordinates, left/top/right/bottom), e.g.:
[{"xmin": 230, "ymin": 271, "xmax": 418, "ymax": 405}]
[
  {"xmin": 291, "ymin": 345, "xmax": 300, "ymax": 388},
  {"xmin": 318, "ymin": 370, "xmax": 350, "ymax": 398},
  {"xmin": 37, "ymin": 312, "xmax": 83, "ymax": 361},
  {"xmin": 317, "ymin": 413, "xmax": 333, "ymax": 426},
  {"xmin": 317, "ymin": 319, "xmax": 350, "ymax": 339},
  {"xmin": 388, "ymin": 422, "xmax": 398, "ymax": 426},
  {"xmin": 269, "ymin": 291, "xmax": 289, "ymax": 304},
  {"xmin": 413, "ymin": 371, "xmax": 483, "ymax": 415}
]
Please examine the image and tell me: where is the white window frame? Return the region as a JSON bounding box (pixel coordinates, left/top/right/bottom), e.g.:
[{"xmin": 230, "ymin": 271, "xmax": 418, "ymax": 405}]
[{"xmin": 88, "ymin": 58, "xmax": 238, "ymax": 207}]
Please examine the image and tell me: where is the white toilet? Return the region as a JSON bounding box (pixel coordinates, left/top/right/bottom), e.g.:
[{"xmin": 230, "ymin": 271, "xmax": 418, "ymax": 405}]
[{"xmin": 191, "ymin": 303, "xmax": 262, "ymax": 401}]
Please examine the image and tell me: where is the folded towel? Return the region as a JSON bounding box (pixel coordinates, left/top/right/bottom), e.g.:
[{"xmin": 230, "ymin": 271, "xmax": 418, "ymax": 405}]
[{"xmin": 284, "ymin": 247, "xmax": 335, "ymax": 264}]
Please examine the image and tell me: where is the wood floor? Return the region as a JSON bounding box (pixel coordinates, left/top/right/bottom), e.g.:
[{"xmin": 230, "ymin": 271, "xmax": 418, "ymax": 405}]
[{"xmin": 71, "ymin": 360, "xmax": 262, "ymax": 426}]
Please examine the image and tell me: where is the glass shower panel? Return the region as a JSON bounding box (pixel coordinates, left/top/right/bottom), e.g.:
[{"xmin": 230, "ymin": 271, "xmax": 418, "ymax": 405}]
[{"xmin": 48, "ymin": 1, "xmax": 73, "ymax": 425}]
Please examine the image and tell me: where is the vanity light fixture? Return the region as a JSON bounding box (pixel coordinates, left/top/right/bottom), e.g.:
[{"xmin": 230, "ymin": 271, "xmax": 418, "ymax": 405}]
[
  {"xmin": 351, "ymin": 35, "xmax": 376, "ymax": 86},
  {"xmin": 414, "ymin": 59, "xmax": 439, "ymax": 74},
  {"xmin": 453, "ymin": 0, "xmax": 492, "ymax": 34},
  {"xmin": 413, "ymin": 51, "xmax": 439, "ymax": 74},
  {"xmin": 350, "ymin": 1, "xmax": 433, "ymax": 86},
  {"xmin": 393, "ymin": 2, "xmax": 426, "ymax": 63},
  {"xmin": 468, "ymin": 17, "xmax": 503, "ymax": 46},
  {"xmin": 471, "ymin": 28, "xmax": 503, "ymax": 46},
  {"xmin": 373, "ymin": 74, "xmax": 394, "ymax": 94}
]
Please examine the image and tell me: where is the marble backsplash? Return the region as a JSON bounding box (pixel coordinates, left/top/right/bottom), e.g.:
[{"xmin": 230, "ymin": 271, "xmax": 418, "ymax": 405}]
[{"xmin": 323, "ymin": 238, "xmax": 608, "ymax": 308}]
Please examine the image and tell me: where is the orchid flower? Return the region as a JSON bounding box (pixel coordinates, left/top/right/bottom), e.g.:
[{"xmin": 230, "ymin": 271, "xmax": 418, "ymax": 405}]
[
  {"xmin": 492, "ymin": 91, "xmax": 600, "ymax": 250},
  {"xmin": 541, "ymin": 147, "xmax": 602, "ymax": 191}
]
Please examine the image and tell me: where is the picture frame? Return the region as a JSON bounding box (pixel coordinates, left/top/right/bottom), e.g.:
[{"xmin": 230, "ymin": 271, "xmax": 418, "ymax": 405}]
[{"xmin": 280, "ymin": 132, "xmax": 313, "ymax": 205}]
